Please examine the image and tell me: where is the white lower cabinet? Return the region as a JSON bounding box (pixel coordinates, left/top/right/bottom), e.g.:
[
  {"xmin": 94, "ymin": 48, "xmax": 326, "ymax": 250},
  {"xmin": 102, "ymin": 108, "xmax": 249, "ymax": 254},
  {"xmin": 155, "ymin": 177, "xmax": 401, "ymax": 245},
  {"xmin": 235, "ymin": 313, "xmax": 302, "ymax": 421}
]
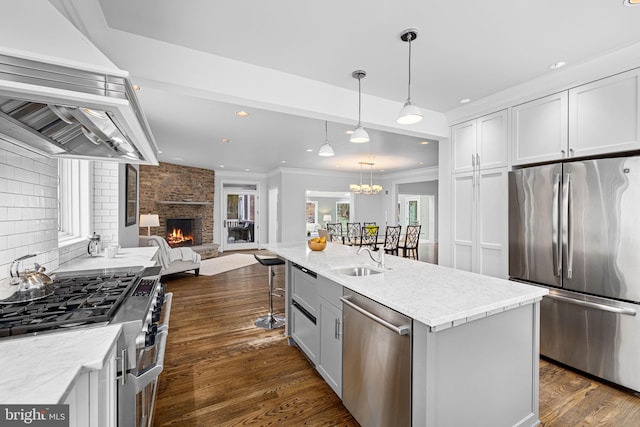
[
  {"xmin": 287, "ymin": 262, "xmax": 343, "ymax": 397},
  {"xmin": 452, "ymin": 167, "xmax": 508, "ymax": 278},
  {"xmin": 317, "ymin": 298, "xmax": 342, "ymax": 397},
  {"xmin": 64, "ymin": 343, "xmax": 118, "ymax": 427}
]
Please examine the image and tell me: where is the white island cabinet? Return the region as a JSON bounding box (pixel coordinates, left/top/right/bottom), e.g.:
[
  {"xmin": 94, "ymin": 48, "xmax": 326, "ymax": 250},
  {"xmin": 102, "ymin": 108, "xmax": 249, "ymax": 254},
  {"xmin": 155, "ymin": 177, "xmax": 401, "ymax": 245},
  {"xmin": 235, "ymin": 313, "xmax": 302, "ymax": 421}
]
[
  {"xmin": 270, "ymin": 242, "xmax": 548, "ymax": 427},
  {"xmin": 0, "ymin": 325, "xmax": 122, "ymax": 427}
]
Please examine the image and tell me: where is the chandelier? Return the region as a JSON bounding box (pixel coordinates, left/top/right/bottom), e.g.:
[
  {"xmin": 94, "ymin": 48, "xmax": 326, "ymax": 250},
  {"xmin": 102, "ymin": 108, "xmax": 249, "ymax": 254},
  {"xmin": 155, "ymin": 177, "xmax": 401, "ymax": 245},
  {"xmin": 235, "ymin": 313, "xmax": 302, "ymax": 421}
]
[{"xmin": 350, "ymin": 162, "xmax": 382, "ymax": 195}]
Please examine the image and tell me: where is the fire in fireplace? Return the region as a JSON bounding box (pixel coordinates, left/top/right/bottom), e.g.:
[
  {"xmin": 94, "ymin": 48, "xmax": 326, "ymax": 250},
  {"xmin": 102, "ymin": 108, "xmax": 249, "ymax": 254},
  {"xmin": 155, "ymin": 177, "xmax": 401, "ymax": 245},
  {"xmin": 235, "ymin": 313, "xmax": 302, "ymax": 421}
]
[{"xmin": 166, "ymin": 218, "xmax": 202, "ymax": 248}]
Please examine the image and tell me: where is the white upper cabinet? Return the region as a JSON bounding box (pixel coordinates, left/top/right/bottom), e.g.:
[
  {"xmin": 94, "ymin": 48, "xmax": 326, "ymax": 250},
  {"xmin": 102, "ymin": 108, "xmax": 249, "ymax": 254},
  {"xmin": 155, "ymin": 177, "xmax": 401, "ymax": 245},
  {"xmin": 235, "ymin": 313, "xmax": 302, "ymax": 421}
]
[
  {"xmin": 511, "ymin": 92, "xmax": 568, "ymax": 166},
  {"xmin": 512, "ymin": 68, "xmax": 640, "ymax": 166},
  {"xmin": 569, "ymin": 69, "xmax": 640, "ymax": 158},
  {"xmin": 452, "ymin": 109, "xmax": 508, "ymax": 173}
]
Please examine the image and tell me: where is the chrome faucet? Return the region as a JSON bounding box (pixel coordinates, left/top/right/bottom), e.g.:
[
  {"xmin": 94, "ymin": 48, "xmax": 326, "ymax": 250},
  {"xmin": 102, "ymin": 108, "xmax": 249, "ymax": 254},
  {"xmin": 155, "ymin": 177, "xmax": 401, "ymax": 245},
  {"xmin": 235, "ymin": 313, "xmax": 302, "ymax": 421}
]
[{"xmin": 357, "ymin": 246, "xmax": 384, "ymax": 269}]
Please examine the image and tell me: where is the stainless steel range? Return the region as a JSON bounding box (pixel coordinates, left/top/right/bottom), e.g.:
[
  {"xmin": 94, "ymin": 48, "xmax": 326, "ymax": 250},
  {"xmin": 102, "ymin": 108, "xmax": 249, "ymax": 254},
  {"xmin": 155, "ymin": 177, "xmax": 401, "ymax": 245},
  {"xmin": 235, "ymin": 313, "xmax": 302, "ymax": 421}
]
[{"xmin": 0, "ymin": 265, "xmax": 172, "ymax": 427}]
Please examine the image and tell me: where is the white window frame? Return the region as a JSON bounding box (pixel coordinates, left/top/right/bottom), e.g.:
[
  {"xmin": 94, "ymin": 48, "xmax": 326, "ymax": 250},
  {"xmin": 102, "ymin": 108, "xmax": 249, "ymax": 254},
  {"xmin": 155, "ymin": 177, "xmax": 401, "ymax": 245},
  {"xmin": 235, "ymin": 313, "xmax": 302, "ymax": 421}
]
[{"xmin": 58, "ymin": 159, "xmax": 90, "ymax": 244}]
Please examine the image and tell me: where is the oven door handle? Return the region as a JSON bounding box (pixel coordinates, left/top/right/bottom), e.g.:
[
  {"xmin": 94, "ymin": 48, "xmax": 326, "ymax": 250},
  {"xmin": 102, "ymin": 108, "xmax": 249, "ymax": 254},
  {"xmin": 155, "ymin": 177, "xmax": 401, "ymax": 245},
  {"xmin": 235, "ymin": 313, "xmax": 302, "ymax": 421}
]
[
  {"xmin": 126, "ymin": 291, "xmax": 173, "ymax": 393},
  {"xmin": 127, "ymin": 329, "xmax": 168, "ymax": 393}
]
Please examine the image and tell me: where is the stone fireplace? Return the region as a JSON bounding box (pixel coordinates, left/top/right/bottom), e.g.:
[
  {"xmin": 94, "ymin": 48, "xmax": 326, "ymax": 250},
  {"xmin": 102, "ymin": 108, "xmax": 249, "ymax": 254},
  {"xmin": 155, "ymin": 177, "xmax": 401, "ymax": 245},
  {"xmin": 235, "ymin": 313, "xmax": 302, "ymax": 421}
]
[
  {"xmin": 139, "ymin": 162, "xmax": 218, "ymax": 259},
  {"xmin": 166, "ymin": 218, "xmax": 203, "ymax": 247}
]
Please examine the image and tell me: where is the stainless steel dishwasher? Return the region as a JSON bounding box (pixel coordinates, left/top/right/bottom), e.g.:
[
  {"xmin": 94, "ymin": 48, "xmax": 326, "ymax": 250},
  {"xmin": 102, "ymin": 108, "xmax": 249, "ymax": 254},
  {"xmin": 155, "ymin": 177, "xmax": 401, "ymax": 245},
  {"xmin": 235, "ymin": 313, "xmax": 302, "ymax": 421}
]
[{"xmin": 340, "ymin": 289, "xmax": 412, "ymax": 427}]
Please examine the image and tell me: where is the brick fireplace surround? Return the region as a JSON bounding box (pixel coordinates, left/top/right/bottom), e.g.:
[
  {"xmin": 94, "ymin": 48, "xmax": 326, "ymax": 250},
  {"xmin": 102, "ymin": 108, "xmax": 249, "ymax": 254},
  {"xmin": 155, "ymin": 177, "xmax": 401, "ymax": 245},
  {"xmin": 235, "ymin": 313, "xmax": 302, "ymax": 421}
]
[{"xmin": 139, "ymin": 162, "xmax": 218, "ymax": 259}]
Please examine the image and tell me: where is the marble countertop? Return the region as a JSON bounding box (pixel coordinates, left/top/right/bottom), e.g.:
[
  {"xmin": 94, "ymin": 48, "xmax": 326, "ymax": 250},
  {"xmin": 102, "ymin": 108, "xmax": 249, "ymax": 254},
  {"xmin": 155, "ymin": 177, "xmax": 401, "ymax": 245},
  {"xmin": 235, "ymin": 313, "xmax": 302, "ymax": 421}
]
[
  {"xmin": 56, "ymin": 246, "xmax": 158, "ymax": 273},
  {"xmin": 0, "ymin": 324, "xmax": 122, "ymax": 404},
  {"xmin": 268, "ymin": 241, "xmax": 548, "ymax": 330}
]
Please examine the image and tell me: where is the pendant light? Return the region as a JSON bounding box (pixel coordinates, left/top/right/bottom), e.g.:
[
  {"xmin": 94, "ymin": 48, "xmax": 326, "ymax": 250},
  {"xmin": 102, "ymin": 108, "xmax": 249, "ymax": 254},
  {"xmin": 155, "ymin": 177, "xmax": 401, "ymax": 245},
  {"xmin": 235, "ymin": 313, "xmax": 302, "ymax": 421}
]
[
  {"xmin": 397, "ymin": 29, "xmax": 423, "ymax": 125},
  {"xmin": 318, "ymin": 120, "xmax": 335, "ymax": 157},
  {"xmin": 350, "ymin": 70, "xmax": 370, "ymax": 143},
  {"xmin": 350, "ymin": 162, "xmax": 382, "ymax": 195}
]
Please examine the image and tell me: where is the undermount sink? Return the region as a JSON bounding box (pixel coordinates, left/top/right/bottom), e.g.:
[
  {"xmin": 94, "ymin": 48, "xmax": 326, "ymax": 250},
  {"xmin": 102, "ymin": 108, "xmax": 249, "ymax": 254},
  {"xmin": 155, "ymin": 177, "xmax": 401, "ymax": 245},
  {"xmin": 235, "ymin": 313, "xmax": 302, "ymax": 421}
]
[{"xmin": 333, "ymin": 266, "xmax": 384, "ymax": 277}]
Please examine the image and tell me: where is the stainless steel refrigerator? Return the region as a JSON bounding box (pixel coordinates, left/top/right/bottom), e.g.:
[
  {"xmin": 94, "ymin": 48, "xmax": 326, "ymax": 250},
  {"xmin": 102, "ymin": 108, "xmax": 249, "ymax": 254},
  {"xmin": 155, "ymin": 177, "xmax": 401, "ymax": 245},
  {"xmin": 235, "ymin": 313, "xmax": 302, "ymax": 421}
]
[{"xmin": 509, "ymin": 155, "xmax": 640, "ymax": 392}]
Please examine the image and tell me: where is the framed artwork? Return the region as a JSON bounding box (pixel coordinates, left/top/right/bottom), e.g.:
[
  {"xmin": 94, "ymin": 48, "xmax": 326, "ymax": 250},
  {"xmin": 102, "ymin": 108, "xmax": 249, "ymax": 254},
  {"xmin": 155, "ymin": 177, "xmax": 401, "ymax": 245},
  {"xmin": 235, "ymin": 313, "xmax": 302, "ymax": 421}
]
[
  {"xmin": 305, "ymin": 201, "xmax": 318, "ymax": 224},
  {"xmin": 336, "ymin": 202, "xmax": 350, "ymax": 227},
  {"xmin": 125, "ymin": 164, "xmax": 138, "ymax": 226}
]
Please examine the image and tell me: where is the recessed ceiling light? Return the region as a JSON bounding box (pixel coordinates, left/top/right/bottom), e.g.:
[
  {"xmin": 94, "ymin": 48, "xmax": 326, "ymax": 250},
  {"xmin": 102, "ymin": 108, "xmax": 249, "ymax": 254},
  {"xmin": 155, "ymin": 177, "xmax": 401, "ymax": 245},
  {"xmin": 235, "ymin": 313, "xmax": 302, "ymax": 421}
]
[
  {"xmin": 549, "ymin": 61, "xmax": 567, "ymax": 70},
  {"xmin": 306, "ymin": 149, "xmax": 313, "ymax": 152},
  {"xmin": 281, "ymin": 160, "xmax": 286, "ymax": 164},
  {"xmin": 244, "ymin": 168, "xmax": 250, "ymax": 172},
  {"xmin": 459, "ymin": 98, "xmax": 471, "ymax": 104},
  {"xmin": 172, "ymin": 157, "xmax": 183, "ymax": 161},
  {"xmin": 236, "ymin": 110, "xmax": 249, "ymax": 117},
  {"xmin": 419, "ymin": 162, "xmax": 424, "ymax": 165},
  {"xmin": 221, "ymin": 138, "xmax": 231, "ymax": 143},
  {"xmin": 133, "ymin": 84, "xmax": 141, "ymax": 91},
  {"xmin": 420, "ymin": 141, "xmax": 430, "ymax": 145},
  {"xmin": 624, "ymin": 0, "xmax": 640, "ymax": 6},
  {"xmin": 157, "ymin": 150, "xmax": 163, "ymax": 154},
  {"xmin": 219, "ymin": 165, "xmax": 224, "ymax": 168},
  {"xmin": 345, "ymin": 130, "xmax": 354, "ymax": 135}
]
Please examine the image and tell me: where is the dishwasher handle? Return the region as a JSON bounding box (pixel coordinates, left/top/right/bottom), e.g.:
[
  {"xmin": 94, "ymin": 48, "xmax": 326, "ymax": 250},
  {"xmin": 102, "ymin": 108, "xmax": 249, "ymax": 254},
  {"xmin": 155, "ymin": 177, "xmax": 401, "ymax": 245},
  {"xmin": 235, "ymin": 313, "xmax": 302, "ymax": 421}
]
[{"xmin": 340, "ymin": 296, "xmax": 411, "ymax": 336}]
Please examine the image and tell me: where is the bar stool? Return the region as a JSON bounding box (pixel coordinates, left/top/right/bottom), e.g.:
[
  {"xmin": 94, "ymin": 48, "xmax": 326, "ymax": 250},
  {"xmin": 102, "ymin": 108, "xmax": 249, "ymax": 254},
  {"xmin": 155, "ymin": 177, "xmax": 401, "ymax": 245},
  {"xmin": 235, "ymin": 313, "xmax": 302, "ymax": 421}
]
[{"xmin": 254, "ymin": 254, "xmax": 286, "ymax": 329}]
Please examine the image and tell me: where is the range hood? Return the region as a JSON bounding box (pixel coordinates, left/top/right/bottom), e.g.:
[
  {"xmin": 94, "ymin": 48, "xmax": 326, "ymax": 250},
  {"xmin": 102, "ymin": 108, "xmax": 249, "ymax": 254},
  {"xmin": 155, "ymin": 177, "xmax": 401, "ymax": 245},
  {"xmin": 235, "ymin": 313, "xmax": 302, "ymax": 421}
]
[{"xmin": 0, "ymin": 53, "xmax": 158, "ymax": 164}]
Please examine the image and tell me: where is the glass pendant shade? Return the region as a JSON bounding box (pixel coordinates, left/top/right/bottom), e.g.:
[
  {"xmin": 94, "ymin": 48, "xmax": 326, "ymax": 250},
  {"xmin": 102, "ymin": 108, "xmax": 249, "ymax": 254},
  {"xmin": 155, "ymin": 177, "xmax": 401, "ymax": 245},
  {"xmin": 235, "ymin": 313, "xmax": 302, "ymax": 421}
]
[
  {"xmin": 397, "ymin": 29, "xmax": 423, "ymax": 125},
  {"xmin": 351, "ymin": 70, "xmax": 369, "ymax": 143},
  {"xmin": 318, "ymin": 141, "xmax": 335, "ymax": 156},
  {"xmin": 318, "ymin": 120, "xmax": 335, "ymax": 156},
  {"xmin": 349, "ymin": 124, "xmax": 370, "ymax": 143},
  {"xmin": 397, "ymin": 99, "xmax": 423, "ymax": 124}
]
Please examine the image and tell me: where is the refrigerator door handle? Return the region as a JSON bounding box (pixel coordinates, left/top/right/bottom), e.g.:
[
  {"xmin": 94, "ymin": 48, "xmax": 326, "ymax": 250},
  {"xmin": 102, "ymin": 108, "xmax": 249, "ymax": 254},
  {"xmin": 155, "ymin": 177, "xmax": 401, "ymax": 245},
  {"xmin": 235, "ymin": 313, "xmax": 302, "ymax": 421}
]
[
  {"xmin": 562, "ymin": 174, "xmax": 573, "ymax": 279},
  {"xmin": 546, "ymin": 293, "xmax": 637, "ymax": 316},
  {"xmin": 552, "ymin": 174, "xmax": 561, "ymax": 277}
]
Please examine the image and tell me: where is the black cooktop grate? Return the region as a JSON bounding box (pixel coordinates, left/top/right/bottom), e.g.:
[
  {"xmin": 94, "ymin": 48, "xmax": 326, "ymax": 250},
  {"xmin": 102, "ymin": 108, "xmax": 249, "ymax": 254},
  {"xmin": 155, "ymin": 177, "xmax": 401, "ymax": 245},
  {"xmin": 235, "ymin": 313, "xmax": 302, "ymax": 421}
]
[{"xmin": 0, "ymin": 272, "xmax": 139, "ymax": 337}]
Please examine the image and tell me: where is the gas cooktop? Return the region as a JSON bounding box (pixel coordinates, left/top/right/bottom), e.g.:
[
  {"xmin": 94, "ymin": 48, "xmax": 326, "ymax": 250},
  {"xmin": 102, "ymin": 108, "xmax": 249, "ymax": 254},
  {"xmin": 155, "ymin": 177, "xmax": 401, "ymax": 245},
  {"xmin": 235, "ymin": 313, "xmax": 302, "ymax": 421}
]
[{"xmin": 0, "ymin": 269, "xmax": 140, "ymax": 337}]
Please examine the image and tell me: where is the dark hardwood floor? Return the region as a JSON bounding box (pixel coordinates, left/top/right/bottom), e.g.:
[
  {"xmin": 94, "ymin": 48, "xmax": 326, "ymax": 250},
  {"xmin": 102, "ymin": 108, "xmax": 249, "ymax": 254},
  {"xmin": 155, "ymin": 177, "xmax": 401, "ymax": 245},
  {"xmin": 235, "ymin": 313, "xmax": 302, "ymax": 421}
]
[{"xmin": 153, "ymin": 251, "xmax": 640, "ymax": 426}]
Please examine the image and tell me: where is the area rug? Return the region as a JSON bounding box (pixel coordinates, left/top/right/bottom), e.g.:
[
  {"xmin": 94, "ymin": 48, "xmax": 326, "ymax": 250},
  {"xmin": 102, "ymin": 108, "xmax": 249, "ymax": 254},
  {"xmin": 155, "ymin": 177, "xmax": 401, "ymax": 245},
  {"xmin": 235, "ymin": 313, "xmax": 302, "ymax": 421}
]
[{"xmin": 198, "ymin": 253, "xmax": 258, "ymax": 276}]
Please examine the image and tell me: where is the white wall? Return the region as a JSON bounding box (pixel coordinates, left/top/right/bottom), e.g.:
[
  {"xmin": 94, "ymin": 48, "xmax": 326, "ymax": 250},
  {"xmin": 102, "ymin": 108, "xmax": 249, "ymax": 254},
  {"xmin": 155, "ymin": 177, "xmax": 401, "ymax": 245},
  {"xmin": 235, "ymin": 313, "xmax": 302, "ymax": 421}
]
[{"xmin": 280, "ymin": 168, "xmax": 363, "ymax": 242}]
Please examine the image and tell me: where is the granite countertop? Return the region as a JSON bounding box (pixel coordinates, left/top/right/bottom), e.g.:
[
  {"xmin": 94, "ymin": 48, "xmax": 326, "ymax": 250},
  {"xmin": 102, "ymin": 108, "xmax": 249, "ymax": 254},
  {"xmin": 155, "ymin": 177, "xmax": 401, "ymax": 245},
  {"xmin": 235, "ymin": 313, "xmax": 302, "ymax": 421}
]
[
  {"xmin": 0, "ymin": 324, "xmax": 122, "ymax": 404},
  {"xmin": 55, "ymin": 246, "xmax": 158, "ymax": 273},
  {"xmin": 268, "ymin": 241, "xmax": 548, "ymax": 330}
]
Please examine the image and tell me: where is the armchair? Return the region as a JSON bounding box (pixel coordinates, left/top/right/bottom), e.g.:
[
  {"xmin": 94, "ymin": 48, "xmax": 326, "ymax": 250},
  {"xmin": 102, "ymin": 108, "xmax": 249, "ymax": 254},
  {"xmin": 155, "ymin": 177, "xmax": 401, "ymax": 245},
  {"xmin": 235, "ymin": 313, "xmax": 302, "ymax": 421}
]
[{"xmin": 140, "ymin": 235, "xmax": 201, "ymax": 276}]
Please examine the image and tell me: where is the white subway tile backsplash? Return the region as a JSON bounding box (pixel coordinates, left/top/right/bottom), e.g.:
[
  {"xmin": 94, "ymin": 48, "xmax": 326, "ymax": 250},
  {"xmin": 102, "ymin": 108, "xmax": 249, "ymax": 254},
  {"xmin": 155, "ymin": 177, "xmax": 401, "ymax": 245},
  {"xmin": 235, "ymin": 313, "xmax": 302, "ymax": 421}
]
[{"xmin": 0, "ymin": 148, "xmax": 124, "ymax": 280}]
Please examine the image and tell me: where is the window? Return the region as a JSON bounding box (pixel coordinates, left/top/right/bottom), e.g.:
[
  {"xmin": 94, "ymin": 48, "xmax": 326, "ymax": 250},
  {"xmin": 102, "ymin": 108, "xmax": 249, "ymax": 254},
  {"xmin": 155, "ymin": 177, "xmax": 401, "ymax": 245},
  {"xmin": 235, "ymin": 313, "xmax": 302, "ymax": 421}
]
[{"xmin": 58, "ymin": 159, "xmax": 90, "ymax": 243}]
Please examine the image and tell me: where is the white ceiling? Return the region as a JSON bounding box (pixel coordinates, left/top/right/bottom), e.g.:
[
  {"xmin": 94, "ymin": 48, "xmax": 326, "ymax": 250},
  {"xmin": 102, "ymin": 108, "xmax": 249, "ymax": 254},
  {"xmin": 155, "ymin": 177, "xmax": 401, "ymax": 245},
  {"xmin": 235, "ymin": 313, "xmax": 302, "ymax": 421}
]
[{"xmin": 53, "ymin": 0, "xmax": 640, "ymax": 173}]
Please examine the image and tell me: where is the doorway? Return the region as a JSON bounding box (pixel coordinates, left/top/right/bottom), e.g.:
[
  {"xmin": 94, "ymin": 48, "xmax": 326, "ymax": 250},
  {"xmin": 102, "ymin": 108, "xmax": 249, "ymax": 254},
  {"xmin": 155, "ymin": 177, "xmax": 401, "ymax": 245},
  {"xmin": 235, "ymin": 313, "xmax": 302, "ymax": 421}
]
[{"xmin": 223, "ymin": 186, "xmax": 258, "ymax": 251}]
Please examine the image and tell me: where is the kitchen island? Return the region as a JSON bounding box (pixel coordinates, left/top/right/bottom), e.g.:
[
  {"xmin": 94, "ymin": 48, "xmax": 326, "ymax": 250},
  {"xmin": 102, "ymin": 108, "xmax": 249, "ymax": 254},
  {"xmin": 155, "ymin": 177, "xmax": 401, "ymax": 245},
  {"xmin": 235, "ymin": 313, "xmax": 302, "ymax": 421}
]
[{"xmin": 268, "ymin": 241, "xmax": 548, "ymax": 427}]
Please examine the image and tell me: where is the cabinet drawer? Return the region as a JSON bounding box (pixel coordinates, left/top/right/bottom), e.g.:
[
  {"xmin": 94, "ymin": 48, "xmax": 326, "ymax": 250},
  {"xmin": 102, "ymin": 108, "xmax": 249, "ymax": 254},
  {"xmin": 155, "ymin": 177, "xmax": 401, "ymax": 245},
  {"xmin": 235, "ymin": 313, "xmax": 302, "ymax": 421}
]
[
  {"xmin": 317, "ymin": 275, "xmax": 343, "ymax": 307},
  {"xmin": 291, "ymin": 264, "xmax": 317, "ymax": 315},
  {"xmin": 291, "ymin": 305, "xmax": 318, "ymax": 364}
]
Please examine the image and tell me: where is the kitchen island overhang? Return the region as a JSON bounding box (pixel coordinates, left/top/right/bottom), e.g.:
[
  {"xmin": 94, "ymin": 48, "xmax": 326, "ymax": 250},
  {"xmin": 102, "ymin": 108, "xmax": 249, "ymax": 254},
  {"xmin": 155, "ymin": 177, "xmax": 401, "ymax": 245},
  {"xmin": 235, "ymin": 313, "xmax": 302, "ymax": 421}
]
[{"xmin": 269, "ymin": 241, "xmax": 547, "ymax": 427}]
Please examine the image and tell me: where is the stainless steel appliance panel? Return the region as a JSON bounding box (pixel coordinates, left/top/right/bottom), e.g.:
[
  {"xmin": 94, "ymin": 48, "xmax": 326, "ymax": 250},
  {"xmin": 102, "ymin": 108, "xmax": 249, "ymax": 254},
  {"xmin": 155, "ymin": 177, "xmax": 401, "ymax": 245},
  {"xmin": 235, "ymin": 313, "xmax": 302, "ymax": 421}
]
[
  {"xmin": 509, "ymin": 163, "xmax": 563, "ymax": 288},
  {"xmin": 341, "ymin": 290, "xmax": 411, "ymax": 427},
  {"xmin": 540, "ymin": 287, "xmax": 640, "ymax": 391},
  {"xmin": 562, "ymin": 157, "xmax": 640, "ymax": 302}
]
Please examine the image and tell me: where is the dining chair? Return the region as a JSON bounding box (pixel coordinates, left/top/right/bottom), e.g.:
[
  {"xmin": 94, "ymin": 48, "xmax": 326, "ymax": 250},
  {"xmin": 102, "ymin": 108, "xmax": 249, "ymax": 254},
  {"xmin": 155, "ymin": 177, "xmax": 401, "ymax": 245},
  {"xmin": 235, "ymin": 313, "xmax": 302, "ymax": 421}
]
[
  {"xmin": 399, "ymin": 225, "xmax": 421, "ymax": 260},
  {"xmin": 383, "ymin": 225, "xmax": 402, "ymax": 255},
  {"xmin": 346, "ymin": 222, "xmax": 361, "ymax": 245},
  {"xmin": 326, "ymin": 223, "xmax": 343, "ymax": 243},
  {"xmin": 359, "ymin": 225, "xmax": 379, "ymax": 250}
]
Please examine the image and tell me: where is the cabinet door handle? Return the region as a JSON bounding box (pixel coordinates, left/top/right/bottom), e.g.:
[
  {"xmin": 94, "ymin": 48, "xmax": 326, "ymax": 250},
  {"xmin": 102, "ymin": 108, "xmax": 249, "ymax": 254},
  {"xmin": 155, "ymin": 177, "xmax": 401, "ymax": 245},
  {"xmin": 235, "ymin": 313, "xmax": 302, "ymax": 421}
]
[
  {"xmin": 569, "ymin": 147, "xmax": 574, "ymax": 157},
  {"xmin": 561, "ymin": 149, "xmax": 566, "ymax": 157},
  {"xmin": 335, "ymin": 318, "xmax": 341, "ymax": 339}
]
